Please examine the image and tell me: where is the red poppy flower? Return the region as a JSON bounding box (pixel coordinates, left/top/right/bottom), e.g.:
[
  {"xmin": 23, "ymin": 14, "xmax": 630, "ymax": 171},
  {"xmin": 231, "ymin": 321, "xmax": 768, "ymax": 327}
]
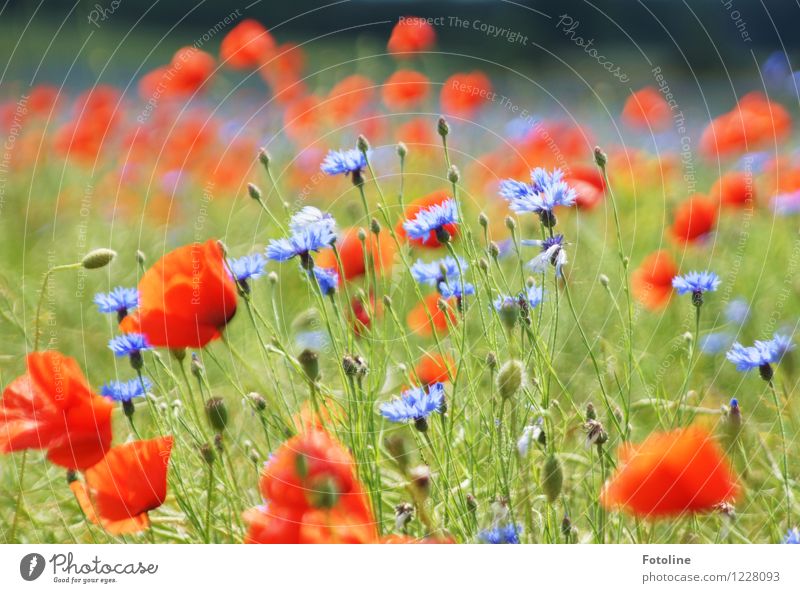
[
  {"xmin": 382, "ymin": 70, "xmax": 430, "ymax": 111},
  {"xmin": 396, "ymin": 190, "xmax": 459, "ymax": 248},
  {"xmin": 700, "ymin": 92, "xmax": 791, "ymax": 160},
  {"xmin": 414, "ymin": 352, "xmax": 454, "ymax": 385},
  {"xmin": 622, "ymin": 87, "xmax": 671, "ymax": 132},
  {"xmin": 120, "ymin": 240, "xmax": 238, "ymax": 349},
  {"xmin": 220, "ymin": 19, "xmax": 275, "ymax": 70},
  {"xmin": 138, "ymin": 48, "xmax": 215, "ymax": 99},
  {"xmin": 407, "ymin": 293, "xmax": 457, "ymax": 337},
  {"xmin": 395, "ymin": 117, "xmax": 437, "ymax": 151},
  {"xmin": 28, "ymin": 84, "xmax": 59, "ymax": 116},
  {"xmin": 244, "ymin": 429, "xmax": 377, "ymax": 543},
  {"xmin": 325, "ymin": 75, "xmax": 375, "ymax": 121},
  {"xmin": 631, "ymin": 250, "xmax": 678, "ymax": 310},
  {"xmin": 670, "ymin": 194, "xmax": 717, "ymax": 243},
  {"xmin": 387, "ymin": 17, "xmax": 436, "ymax": 56},
  {"xmin": 710, "ymin": 172, "xmax": 755, "ymax": 208},
  {"xmin": 283, "ymin": 94, "xmax": 324, "ymax": 144},
  {"xmin": 566, "ymin": 164, "xmax": 605, "ymax": 210},
  {"xmin": 54, "ymin": 86, "xmax": 121, "ymax": 163},
  {"xmin": 72, "ymin": 436, "xmax": 173, "ymax": 534},
  {"xmin": 440, "ymin": 71, "xmax": 493, "ymax": 118},
  {"xmin": 351, "ymin": 292, "xmax": 383, "ymax": 336},
  {"xmin": 0, "ymin": 351, "xmax": 113, "ymax": 470},
  {"xmin": 315, "ymin": 227, "xmax": 396, "ymax": 281},
  {"xmin": 601, "ymin": 426, "xmax": 738, "ymax": 518}
]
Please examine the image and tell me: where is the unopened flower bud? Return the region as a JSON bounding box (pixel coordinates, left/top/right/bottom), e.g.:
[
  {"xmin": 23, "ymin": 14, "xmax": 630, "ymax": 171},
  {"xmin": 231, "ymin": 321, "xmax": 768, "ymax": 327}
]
[
  {"xmin": 357, "ymin": 228, "xmax": 367, "ymax": 243},
  {"xmin": 437, "ymin": 116, "xmax": 449, "ymax": 137},
  {"xmin": 247, "ymin": 182, "xmax": 262, "ymax": 201},
  {"xmin": 268, "ymin": 271, "xmax": 278, "ymax": 284},
  {"xmin": 396, "ymin": 142, "xmax": 408, "ymax": 158},
  {"xmin": 357, "ymin": 134, "xmax": 370, "ymax": 154},
  {"xmin": 478, "ymin": 212, "xmax": 489, "ymax": 228},
  {"xmin": 298, "ymin": 349, "xmax": 320, "ymax": 382},
  {"xmin": 205, "ymin": 397, "xmax": 228, "ymax": 433},
  {"xmin": 383, "ymin": 294, "xmax": 393, "ymax": 309},
  {"xmin": 478, "ymin": 257, "xmax": 489, "ymax": 272},
  {"xmin": 136, "ymin": 250, "xmax": 146, "ymax": 265},
  {"xmin": 485, "ymin": 351, "xmax": 498, "ymax": 370},
  {"xmin": 190, "ymin": 353, "xmax": 204, "ymax": 378},
  {"xmin": 370, "ymin": 218, "xmax": 381, "ymax": 235},
  {"xmin": 542, "ymin": 454, "xmax": 563, "ymax": 503},
  {"xmin": 599, "ymin": 274, "xmax": 610, "ymax": 288},
  {"xmin": 199, "ymin": 443, "xmax": 216, "ymax": 465},
  {"xmin": 258, "ymin": 148, "xmax": 270, "ymax": 169},
  {"xmin": 248, "ymin": 392, "xmax": 267, "ymax": 412},
  {"xmin": 593, "ymin": 146, "xmax": 607, "ymax": 169},
  {"xmin": 585, "ymin": 402, "xmax": 597, "ymax": 421},
  {"xmin": 448, "ymin": 165, "xmax": 460, "ymax": 184},
  {"xmin": 81, "ymin": 248, "xmax": 116, "ymax": 270},
  {"xmin": 504, "ymin": 216, "xmax": 516, "ymax": 232},
  {"xmin": 489, "ymin": 242, "xmax": 500, "ymax": 260},
  {"xmin": 497, "ymin": 360, "xmax": 524, "ymax": 400}
]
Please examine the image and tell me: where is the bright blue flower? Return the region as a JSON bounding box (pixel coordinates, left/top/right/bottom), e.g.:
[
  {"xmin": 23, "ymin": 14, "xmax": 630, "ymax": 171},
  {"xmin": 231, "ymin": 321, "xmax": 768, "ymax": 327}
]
[
  {"xmin": 524, "ymin": 283, "xmax": 544, "ymax": 308},
  {"xmin": 785, "ymin": 528, "xmax": 800, "ymax": 544},
  {"xmin": 289, "ymin": 206, "xmax": 336, "ymax": 235},
  {"xmin": 725, "ymin": 298, "xmax": 750, "ymax": 325},
  {"xmin": 672, "ymin": 271, "xmax": 720, "ymax": 295},
  {"xmin": 94, "ymin": 287, "xmax": 139, "ymax": 314},
  {"xmin": 312, "ymin": 266, "xmax": 339, "ymax": 295},
  {"xmin": 320, "ymin": 148, "xmax": 367, "ymax": 176},
  {"xmin": 478, "ymin": 523, "xmax": 521, "ymax": 544},
  {"xmin": 410, "ymin": 256, "xmax": 466, "ymax": 286},
  {"xmin": 402, "ymin": 198, "xmax": 458, "ymax": 243},
  {"xmin": 726, "ymin": 333, "xmax": 794, "ymax": 371},
  {"xmin": 523, "ymin": 234, "xmax": 568, "ymax": 276},
  {"xmin": 266, "ymin": 225, "xmax": 336, "ymax": 262},
  {"xmin": 500, "ymin": 168, "xmax": 575, "ymax": 214},
  {"xmin": 100, "ymin": 377, "xmax": 152, "ymax": 402},
  {"xmin": 229, "ymin": 253, "xmax": 267, "ymax": 282},
  {"xmin": 108, "ymin": 333, "xmax": 151, "ymax": 357},
  {"xmin": 498, "ymin": 178, "xmax": 534, "ymax": 201},
  {"xmin": 295, "ymin": 330, "xmax": 329, "ymax": 351},
  {"xmin": 699, "ymin": 332, "xmax": 733, "ymax": 355},
  {"xmin": 438, "ymin": 280, "xmax": 475, "ymax": 299},
  {"xmin": 379, "ymin": 383, "xmax": 445, "ymax": 424},
  {"xmin": 494, "ymin": 283, "xmax": 544, "ymax": 313}
]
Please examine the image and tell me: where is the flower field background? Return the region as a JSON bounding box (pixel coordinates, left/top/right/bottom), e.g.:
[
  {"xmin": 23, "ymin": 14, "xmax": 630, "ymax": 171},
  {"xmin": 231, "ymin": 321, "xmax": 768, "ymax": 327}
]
[{"xmin": 1, "ymin": 2, "xmax": 799, "ymax": 545}]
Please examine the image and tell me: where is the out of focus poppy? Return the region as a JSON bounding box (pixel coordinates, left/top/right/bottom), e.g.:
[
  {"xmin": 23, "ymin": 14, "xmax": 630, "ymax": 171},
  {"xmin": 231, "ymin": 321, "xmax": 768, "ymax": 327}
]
[
  {"xmin": 396, "ymin": 190, "xmax": 459, "ymax": 248},
  {"xmin": 283, "ymin": 94, "xmax": 324, "ymax": 144},
  {"xmin": 566, "ymin": 164, "xmax": 605, "ymax": 210},
  {"xmin": 382, "ymin": 70, "xmax": 430, "ymax": 111},
  {"xmin": 440, "ymin": 71, "xmax": 493, "ymax": 118},
  {"xmin": 0, "ymin": 351, "xmax": 113, "ymax": 470},
  {"xmin": 414, "ymin": 352, "xmax": 454, "ymax": 385},
  {"xmin": 54, "ymin": 86, "xmax": 121, "ymax": 163},
  {"xmin": 394, "ymin": 117, "xmax": 437, "ymax": 151},
  {"xmin": 670, "ymin": 194, "xmax": 717, "ymax": 243},
  {"xmin": 601, "ymin": 426, "xmax": 738, "ymax": 518},
  {"xmin": 220, "ymin": 19, "xmax": 275, "ymax": 70},
  {"xmin": 244, "ymin": 502, "xmax": 376, "ymax": 544},
  {"xmin": 631, "ymin": 250, "xmax": 678, "ymax": 310},
  {"xmin": 325, "ymin": 75, "xmax": 375, "ymax": 121},
  {"xmin": 71, "ymin": 436, "xmax": 173, "ymax": 534},
  {"xmin": 27, "ymin": 84, "xmax": 59, "ymax": 116},
  {"xmin": 351, "ymin": 292, "xmax": 383, "ymax": 335},
  {"xmin": 407, "ymin": 293, "xmax": 457, "ymax": 337},
  {"xmin": 120, "ymin": 240, "xmax": 238, "ymax": 349},
  {"xmin": 700, "ymin": 92, "xmax": 791, "ymax": 160},
  {"xmin": 315, "ymin": 227, "xmax": 396, "ymax": 281},
  {"xmin": 138, "ymin": 47, "xmax": 215, "ymax": 100},
  {"xmin": 710, "ymin": 172, "xmax": 755, "ymax": 208},
  {"xmin": 387, "ymin": 17, "xmax": 436, "ymax": 56},
  {"xmin": 622, "ymin": 87, "xmax": 671, "ymax": 132}
]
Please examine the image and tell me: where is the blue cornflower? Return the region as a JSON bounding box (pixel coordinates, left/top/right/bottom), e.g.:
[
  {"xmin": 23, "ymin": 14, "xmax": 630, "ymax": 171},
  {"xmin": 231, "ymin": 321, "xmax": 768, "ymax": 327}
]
[
  {"xmin": 100, "ymin": 377, "xmax": 152, "ymax": 402},
  {"xmin": 108, "ymin": 333, "xmax": 151, "ymax": 357},
  {"xmin": 725, "ymin": 298, "xmax": 750, "ymax": 325},
  {"xmin": 379, "ymin": 383, "xmax": 445, "ymax": 431},
  {"xmin": 320, "ymin": 148, "xmax": 368, "ymax": 180},
  {"xmin": 493, "ymin": 284, "xmax": 543, "ymax": 328},
  {"xmin": 312, "ymin": 266, "xmax": 339, "ymax": 296},
  {"xmin": 523, "ymin": 283, "xmax": 544, "ymax": 309},
  {"xmin": 785, "ymin": 528, "xmax": 800, "ymax": 544},
  {"xmin": 672, "ymin": 271, "xmax": 720, "ymax": 306},
  {"xmin": 94, "ymin": 287, "xmax": 139, "ymax": 316},
  {"xmin": 699, "ymin": 332, "xmax": 733, "ymax": 355},
  {"xmin": 295, "ymin": 330, "xmax": 329, "ymax": 351},
  {"xmin": 410, "ymin": 256, "xmax": 465, "ymax": 286},
  {"xmin": 726, "ymin": 333, "xmax": 794, "ymax": 380},
  {"xmin": 438, "ymin": 280, "xmax": 475, "ymax": 299},
  {"xmin": 402, "ymin": 198, "xmax": 458, "ymax": 244},
  {"xmin": 522, "ymin": 234, "xmax": 568, "ymax": 276},
  {"xmin": 229, "ymin": 253, "xmax": 267, "ymax": 283},
  {"xmin": 289, "ymin": 206, "xmax": 336, "ymax": 235},
  {"xmin": 266, "ymin": 218, "xmax": 337, "ymax": 266},
  {"xmin": 478, "ymin": 523, "xmax": 521, "ymax": 544},
  {"xmin": 498, "ymin": 178, "xmax": 534, "ymax": 202},
  {"xmin": 500, "ymin": 168, "xmax": 575, "ymax": 226}
]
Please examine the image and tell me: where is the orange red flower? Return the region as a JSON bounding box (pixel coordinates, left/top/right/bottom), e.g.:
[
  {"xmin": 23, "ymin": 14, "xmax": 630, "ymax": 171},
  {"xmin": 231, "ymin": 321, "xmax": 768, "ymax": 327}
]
[
  {"xmin": 244, "ymin": 429, "xmax": 377, "ymax": 543},
  {"xmin": 138, "ymin": 47, "xmax": 216, "ymax": 100},
  {"xmin": 71, "ymin": 436, "xmax": 173, "ymax": 534},
  {"xmin": 631, "ymin": 250, "xmax": 678, "ymax": 310},
  {"xmin": 622, "ymin": 87, "xmax": 671, "ymax": 132},
  {"xmin": 414, "ymin": 352, "xmax": 455, "ymax": 385},
  {"xmin": 120, "ymin": 240, "xmax": 238, "ymax": 349},
  {"xmin": 0, "ymin": 351, "xmax": 113, "ymax": 470},
  {"xmin": 710, "ymin": 172, "xmax": 755, "ymax": 208},
  {"xmin": 670, "ymin": 194, "xmax": 717, "ymax": 243},
  {"xmin": 220, "ymin": 19, "xmax": 275, "ymax": 70},
  {"xmin": 566, "ymin": 164, "xmax": 605, "ymax": 210},
  {"xmin": 387, "ymin": 17, "xmax": 436, "ymax": 56},
  {"xmin": 407, "ymin": 293, "xmax": 457, "ymax": 337},
  {"xmin": 325, "ymin": 75, "xmax": 375, "ymax": 121},
  {"xmin": 601, "ymin": 426, "xmax": 738, "ymax": 518},
  {"xmin": 315, "ymin": 227, "xmax": 396, "ymax": 281},
  {"xmin": 382, "ymin": 70, "xmax": 430, "ymax": 111},
  {"xmin": 440, "ymin": 71, "xmax": 493, "ymax": 118},
  {"xmin": 396, "ymin": 190, "xmax": 459, "ymax": 248}
]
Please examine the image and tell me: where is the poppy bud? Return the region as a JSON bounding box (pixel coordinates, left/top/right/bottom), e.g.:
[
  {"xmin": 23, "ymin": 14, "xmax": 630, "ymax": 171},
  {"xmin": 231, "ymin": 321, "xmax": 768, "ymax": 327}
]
[
  {"xmin": 307, "ymin": 475, "xmax": 341, "ymax": 509},
  {"xmin": 247, "ymin": 391, "xmax": 267, "ymax": 412},
  {"xmin": 268, "ymin": 271, "xmax": 278, "ymax": 285},
  {"xmin": 205, "ymin": 397, "xmax": 228, "ymax": 432},
  {"xmin": 504, "ymin": 216, "xmax": 516, "ymax": 232},
  {"xmin": 258, "ymin": 148, "xmax": 270, "ymax": 169},
  {"xmin": 383, "ymin": 294, "xmax": 393, "ymax": 309},
  {"xmin": 370, "ymin": 218, "xmax": 381, "ymax": 235},
  {"xmin": 248, "ymin": 448, "xmax": 260, "ymax": 464},
  {"xmin": 485, "ymin": 351, "xmax": 498, "ymax": 370},
  {"xmin": 436, "ymin": 297, "xmax": 448, "ymax": 313},
  {"xmin": 81, "ymin": 248, "xmax": 116, "ymax": 270},
  {"xmin": 298, "ymin": 349, "xmax": 320, "ymax": 382},
  {"xmin": 497, "ymin": 360, "xmax": 524, "ymax": 400},
  {"xmin": 489, "ymin": 242, "xmax": 500, "ymax": 260},
  {"xmin": 478, "ymin": 212, "xmax": 488, "ymax": 229},
  {"xmin": 478, "ymin": 257, "xmax": 489, "ymax": 273},
  {"xmin": 357, "ymin": 228, "xmax": 367, "ymax": 243},
  {"xmin": 585, "ymin": 402, "xmax": 597, "ymax": 421},
  {"xmin": 191, "ymin": 353, "xmax": 204, "ymax": 378},
  {"xmin": 396, "ymin": 142, "xmax": 408, "ymax": 158},
  {"xmin": 542, "ymin": 454, "xmax": 563, "ymax": 503},
  {"xmin": 593, "ymin": 145, "xmax": 607, "ymax": 169},
  {"xmin": 498, "ymin": 300, "xmax": 520, "ymax": 331},
  {"xmin": 395, "ymin": 502, "xmax": 414, "ymax": 530},
  {"xmin": 247, "ymin": 182, "xmax": 262, "ymax": 202},
  {"xmin": 214, "ymin": 433, "xmax": 224, "ymax": 453},
  {"xmin": 136, "ymin": 250, "xmax": 146, "ymax": 265},
  {"xmin": 448, "ymin": 165, "xmax": 460, "ymax": 184},
  {"xmin": 409, "ymin": 465, "xmax": 431, "ymax": 498},
  {"xmin": 199, "ymin": 443, "xmax": 216, "ymax": 465},
  {"xmin": 599, "ymin": 274, "xmax": 610, "ymax": 288},
  {"xmin": 437, "ymin": 116, "xmax": 449, "ymax": 137},
  {"xmin": 561, "ymin": 514, "xmax": 573, "ymax": 541},
  {"xmin": 357, "ymin": 134, "xmax": 370, "ymax": 154}
]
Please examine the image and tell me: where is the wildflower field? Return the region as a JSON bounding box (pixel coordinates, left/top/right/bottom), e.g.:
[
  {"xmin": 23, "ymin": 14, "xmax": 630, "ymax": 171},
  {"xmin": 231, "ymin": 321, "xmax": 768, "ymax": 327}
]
[{"xmin": 1, "ymin": 5, "xmax": 800, "ymax": 547}]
